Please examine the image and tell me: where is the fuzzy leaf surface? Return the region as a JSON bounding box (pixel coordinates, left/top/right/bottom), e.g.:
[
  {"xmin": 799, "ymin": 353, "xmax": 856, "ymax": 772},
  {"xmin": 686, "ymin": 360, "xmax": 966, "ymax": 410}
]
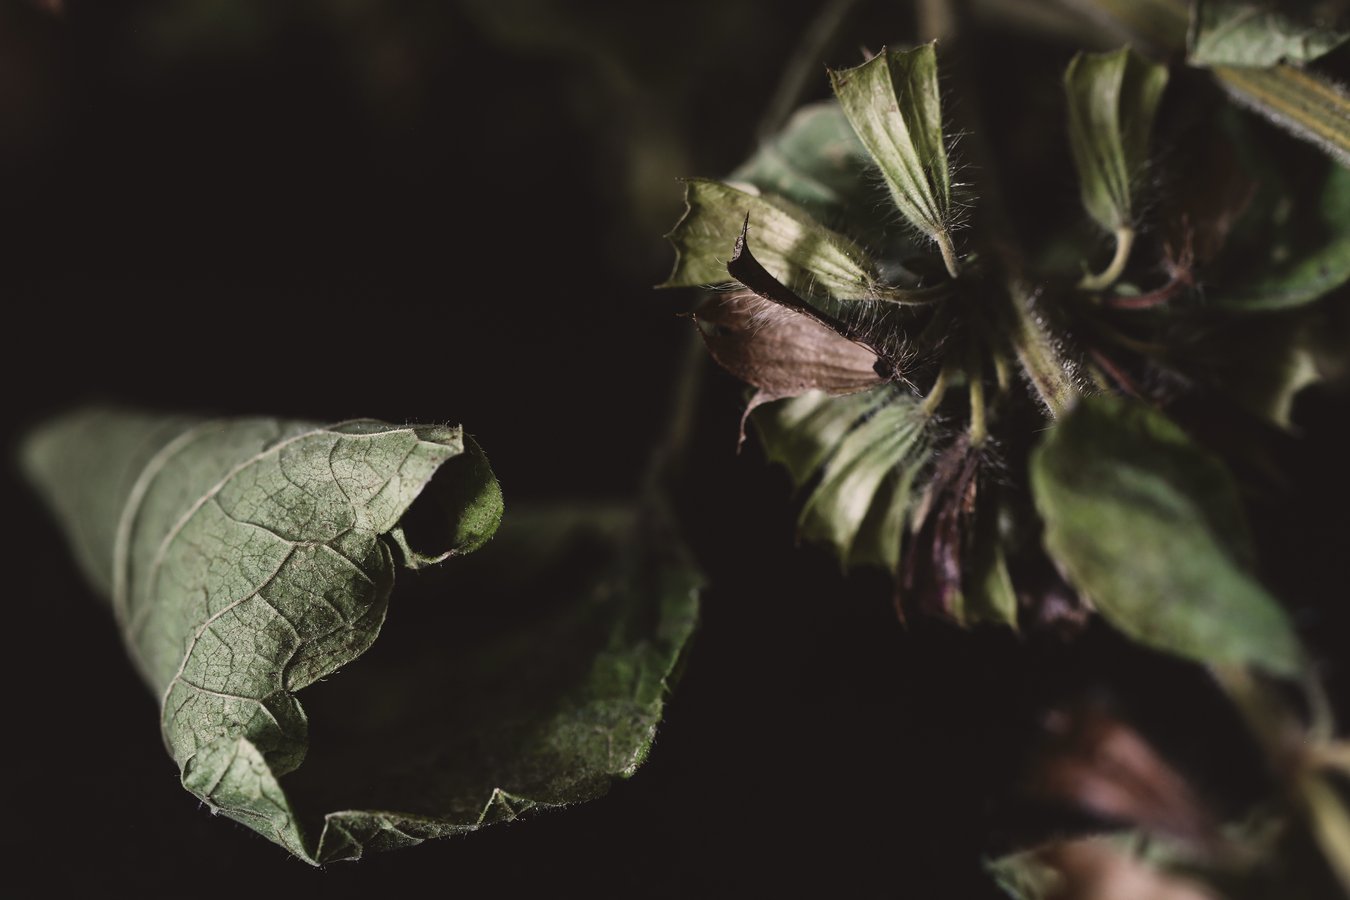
[
  {"xmin": 829, "ymin": 43, "xmax": 956, "ymax": 254},
  {"xmin": 1064, "ymin": 47, "xmax": 1169, "ymax": 233}
]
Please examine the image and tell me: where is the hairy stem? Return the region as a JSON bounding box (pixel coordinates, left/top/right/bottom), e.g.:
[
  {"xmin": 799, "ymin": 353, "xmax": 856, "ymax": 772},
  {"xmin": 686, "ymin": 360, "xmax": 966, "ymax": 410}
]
[{"xmin": 936, "ymin": 230, "xmax": 962, "ymax": 280}]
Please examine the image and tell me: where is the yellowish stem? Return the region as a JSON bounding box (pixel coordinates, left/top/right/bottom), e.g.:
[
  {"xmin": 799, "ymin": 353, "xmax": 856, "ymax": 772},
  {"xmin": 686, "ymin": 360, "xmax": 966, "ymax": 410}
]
[{"xmin": 1078, "ymin": 226, "xmax": 1134, "ymax": 291}]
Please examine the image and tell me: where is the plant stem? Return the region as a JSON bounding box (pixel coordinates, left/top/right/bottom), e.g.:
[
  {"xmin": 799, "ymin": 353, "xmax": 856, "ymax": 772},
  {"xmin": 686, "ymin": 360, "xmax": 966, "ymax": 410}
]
[
  {"xmin": 922, "ymin": 361, "xmax": 952, "ymax": 417},
  {"xmin": 1214, "ymin": 665, "xmax": 1350, "ymax": 893},
  {"xmin": 1007, "ymin": 280, "xmax": 1078, "ymax": 417},
  {"xmin": 936, "ymin": 230, "xmax": 962, "ymax": 279},
  {"xmin": 756, "ymin": 0, "xmax": 862, "ymax": 143},
  {"xmin": 967, "ymin": 357, "xmax": 987, "ymax": 445},
  {"xmin": 1079, "ymin": 226, "xmax": 1134, "ymax": 291}
]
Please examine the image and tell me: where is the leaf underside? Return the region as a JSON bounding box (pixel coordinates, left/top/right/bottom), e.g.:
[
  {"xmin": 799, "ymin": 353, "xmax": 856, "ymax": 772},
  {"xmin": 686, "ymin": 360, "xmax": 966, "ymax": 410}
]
[{"xmin": 22, "ymin": 408, "xmax": 699, "ymax": 863}]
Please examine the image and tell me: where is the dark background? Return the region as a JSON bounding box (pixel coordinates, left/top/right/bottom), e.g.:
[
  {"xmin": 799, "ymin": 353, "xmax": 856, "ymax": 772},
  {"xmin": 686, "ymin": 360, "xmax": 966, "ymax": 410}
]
[{"xmin": 3, "ymin": 2, "xmax": 1346, "ymax": 896}]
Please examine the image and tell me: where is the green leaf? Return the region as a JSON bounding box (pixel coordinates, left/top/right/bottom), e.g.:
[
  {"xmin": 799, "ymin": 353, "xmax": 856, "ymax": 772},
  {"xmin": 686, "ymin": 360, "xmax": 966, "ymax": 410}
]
[
  {"xmin": 661, "ymin": 178, "xmax": 881, "ymax": 301},
  {"xmin": 798, "ymin": 393, "xmax": 927, "ymax": 563},
  {"xmin": 1064, "ymin": 47, "xmax": 1169, "ymax": 236},
  {"xmin": 829, "ymin": 43, "xmax": 961, "ymax": 277},
  {"xmin": 951, "ymin": 502, "xmax": 1018, "ymax": 630},
  {"xmin": 1211, "ymin": 63, "xmax": 1350, "ymax": 168},
  {"xmin": 731, "ymin": 101, "xmax": 880, "ymax": 228},
  {"xmin": 1030, "ymin": 396, "xmax": 1304, "ymax": 677},
  {"xmin": 1189, "ymin": 1, "xmax": 1348, "ymax": 67},
  {"xmin": 753, "ymin": 388, "xmax": 932, "ymax": 573},
  {"xmin": 21, "ymin": 408, "xmax": 698, "ymax": 863},
  {"xmin": 1211, "ymin": 155, "xmax": 1350, "ymax": 310}
]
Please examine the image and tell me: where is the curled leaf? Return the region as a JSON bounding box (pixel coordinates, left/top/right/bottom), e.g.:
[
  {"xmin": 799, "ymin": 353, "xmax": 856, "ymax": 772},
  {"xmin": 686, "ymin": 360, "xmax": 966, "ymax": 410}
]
[
  {"xmin": 690, "ymin": 289, "xmax": 885, "ymax": 407},
  {"xmin": 829, "ymin": 43, "xmax": 962, "ymax": 277},
  {"xmin": 21, "ymin": 408, "xmax": 698, "ymax": 863},
  {"xmin": 1064, "ymin": 47, "xmax": 1169, "ymax": 288},
  {"xmin": 1030, "ymin": 395, "xmax": 1305, "ymax": 678}
]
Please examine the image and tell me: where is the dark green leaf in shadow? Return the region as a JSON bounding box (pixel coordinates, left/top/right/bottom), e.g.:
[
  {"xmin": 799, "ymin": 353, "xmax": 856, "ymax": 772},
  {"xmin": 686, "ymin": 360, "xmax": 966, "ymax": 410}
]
[
  {"xmin": 1029, "ymin": 396, "xmax": 1304, "ymax": 677},
  {"xmin": 1209, "ymin": 162, "xmax": 1350, "ymax": 311},
  {"xmin": 1063, "ymin": 47, "xmax": 1169, "ymax": 288}
]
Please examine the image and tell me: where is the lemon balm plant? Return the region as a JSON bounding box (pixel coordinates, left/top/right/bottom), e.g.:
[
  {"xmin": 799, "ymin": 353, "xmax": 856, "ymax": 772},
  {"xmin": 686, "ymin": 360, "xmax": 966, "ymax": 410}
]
[{"xmin": 662, "ymin": 0, "xmax": 1349, "ymax": 894}]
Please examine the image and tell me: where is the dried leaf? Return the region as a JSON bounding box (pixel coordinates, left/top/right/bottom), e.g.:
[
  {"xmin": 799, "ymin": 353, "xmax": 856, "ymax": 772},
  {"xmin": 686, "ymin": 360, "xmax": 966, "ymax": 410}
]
[
  {"xmin": 691, "ymin": 290, "xmax": 885, "ymax": 404},
  {"xmin": 1030, "ymin": 704, "xmax": 1215, "ymax": 842}
]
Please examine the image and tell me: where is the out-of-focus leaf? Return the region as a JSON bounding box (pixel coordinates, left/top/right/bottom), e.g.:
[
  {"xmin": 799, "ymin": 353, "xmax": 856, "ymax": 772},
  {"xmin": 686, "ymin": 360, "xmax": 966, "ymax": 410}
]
[
  {"xmin": 1030, "ymin": 704, "xmax": 1215, "ymax": 842},
  {"xmin": 22, "ymin": 408, "xmax": 698, "ymax": 863},
  {"xmin": 1212, "ymin": 64, "xmax": 1350, "ymax": 168},
  {"xmin": 661, "ymin": 178, "xmax": 881, "ymax": 301},
  {"xmin": 1189, "ymin": 1, "xmax": 1348, "ymax": 67},
  {"xmin": 731, "ymin": 101, "xmax": 880, "ymax": 227},
  {"xmin": 1051, "ymin": 0, "xmax": 1190, "ymax": 55},
  {"xmin": 1210, "ymin": 163, "xmax": 1350, "ymax": 310},
  {"xmin": 1064, "ymin": 48, "xmax": 1169, "ymax": 236},
  {"xmin": 1030, "ymin": 395, "xmax": 1304, "ymax": 677},
  {"xmin": 829, "ymin": 43, "xmax": 962, "ymax": 276},
  {"xmin": 991, "ymin": 834, "xmax": 1223, "ymax": 900}
]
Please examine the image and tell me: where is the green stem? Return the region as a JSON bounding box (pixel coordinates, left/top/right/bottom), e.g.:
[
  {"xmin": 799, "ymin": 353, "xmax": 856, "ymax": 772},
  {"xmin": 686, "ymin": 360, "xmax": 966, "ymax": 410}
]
[
  {"xmin": 936, "ymin": 230, "xmax": 962, "ymax": 280},
  {"xmin": 1079, "ymin": 227, "xmax": 1134, "ymax": 292},
  {"xmin": 756, "ymin": 0, "xmax": 862, "ymax": 143},
  {"xmin": 922, "ymin": 362, "xmax": 952, "ymax": 417},
  {"xmin": 967, "ymin": 348, "xmax": 987, "ymax": 446},
  {"xmin": 1007, "ymin": 280, "xmax": 1078, "ymax": 417},
  {"xmin": 1214, "ymin": 665, "xmax": 1350, "ymax": 892}
]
